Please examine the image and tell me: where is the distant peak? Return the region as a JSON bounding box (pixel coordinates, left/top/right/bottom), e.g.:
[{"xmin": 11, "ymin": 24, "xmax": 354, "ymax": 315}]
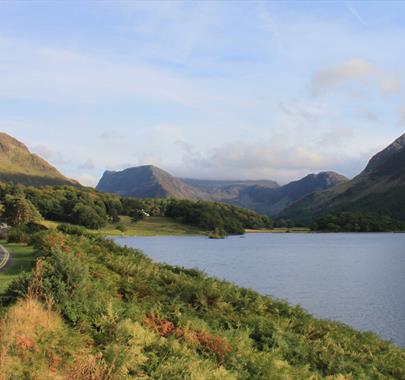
[
  {"xmin": 393, "ymin": 133, "xmax": 405, "ymax": 147},
  {"xmin": 0, "ymin": 132, "xmax": 28, "ymax": 151},
  {"xmin": 301, "ymin": 171, "xmax": 348, "ymax": 182},
  {"xmin": 366, "ymin": 133, "xmax": 405, "ymax": 172}
]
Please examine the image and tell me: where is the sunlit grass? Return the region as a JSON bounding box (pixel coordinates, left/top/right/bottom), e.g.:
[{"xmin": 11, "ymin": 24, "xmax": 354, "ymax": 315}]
[
  {"xmin": 42, "ymin": 216, "xmax": 206, "ymax": 237},
  {"xmin": 0, "ymin": 242, "xmax": 35, "ymax": 295},
  {"xmin": 99, "ymin": 216, "xmax": 206, "ymax": 236}
]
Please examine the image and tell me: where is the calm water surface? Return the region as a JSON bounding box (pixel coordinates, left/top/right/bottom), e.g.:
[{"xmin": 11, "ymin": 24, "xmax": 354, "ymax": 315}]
[{"xmin": 114, "ymin": 233, "xmax": 405, "ymax": 347}]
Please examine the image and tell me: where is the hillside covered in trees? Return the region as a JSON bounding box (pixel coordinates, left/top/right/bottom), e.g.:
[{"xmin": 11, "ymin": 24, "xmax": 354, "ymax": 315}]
[{"xmin": 0, "ymin": 183, "xmax": 272, "ymax": 235}]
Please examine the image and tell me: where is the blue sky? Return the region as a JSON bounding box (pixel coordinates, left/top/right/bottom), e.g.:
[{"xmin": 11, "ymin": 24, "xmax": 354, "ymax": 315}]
[{"xmin": 0, "ymin": 0, "xmax": 404, "ymax": 186}]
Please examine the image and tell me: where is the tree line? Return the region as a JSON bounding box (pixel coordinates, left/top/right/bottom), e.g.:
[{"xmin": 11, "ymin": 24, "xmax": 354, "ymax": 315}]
[
  {"xmin": 314, "ymin": 212, "xmax": 405, "ymax": 232},
  {"xmin": 0, "ymin": 183, "xmax": 272, "ymax": 234}
]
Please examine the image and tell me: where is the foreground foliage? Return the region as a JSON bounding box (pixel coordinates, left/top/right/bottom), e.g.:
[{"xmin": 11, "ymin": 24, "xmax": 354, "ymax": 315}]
[{"xmin": 2, "ymin": 231, "xmax": 404, "ymax": 379}]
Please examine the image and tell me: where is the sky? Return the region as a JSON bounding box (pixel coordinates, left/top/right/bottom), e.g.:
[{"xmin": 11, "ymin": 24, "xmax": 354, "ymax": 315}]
[{"xmin": 0, "ymin": 0, "xmax": 404, "ymax": 186}]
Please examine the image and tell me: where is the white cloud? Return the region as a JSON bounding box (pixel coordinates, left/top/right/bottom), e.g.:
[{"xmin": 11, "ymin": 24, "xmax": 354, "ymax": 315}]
[
  {"xmin": 279, "ymin": 100, "xmax": 327, "ymax": 121},
  {"xmin": 319, "ymin": 128, "xmax": 354, "ymax": 146},
  {"xmin": 312, "ymin": 58, "xmax": 400, "ymax": 96},
  {"xmin": 75, "ymin": 173, "xmax": 98, "ymax": 187},
  {"xmin": 397, "ymin": 106, "xmax": 405, "ymax": 127},
  {"xmin": 138, "ymin": 153, "xmax": 162, "ymax": 167},
  {"xmin": 31, "ymin": 144, "xmax": 66, "ymax": 164},
  {"xmin": 169, "ymin": 138, "xmax": 360, "ymax": 184},
  {"xmin": 355, "ymin": 109, "xmax": 379, "ymax": 123},
  {"xmin": 79, "ymin": 159, "xmax": 95, "ymax": 170}
]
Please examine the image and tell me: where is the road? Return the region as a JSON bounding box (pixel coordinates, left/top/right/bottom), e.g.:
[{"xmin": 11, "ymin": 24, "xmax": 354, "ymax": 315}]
[{"xmin": 0, "ymin": 244, "xmax": 10, "ymax": 272}]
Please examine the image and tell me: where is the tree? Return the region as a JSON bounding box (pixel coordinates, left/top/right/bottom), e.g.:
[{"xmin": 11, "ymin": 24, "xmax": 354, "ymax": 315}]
[
  {"xmin": 3, "ymin": 195, "xmax": 42, "ymax": 226},
  {"xmin": 71, "ymin": 203, "xmax": 106, "ymax": 229},
  {"xmin": 131, "ymin": 209, "xmax": 145, "ymax": 224},
  {"xmin": 110, "ymin": 209, "xmax": 121, "ymax": 224}
]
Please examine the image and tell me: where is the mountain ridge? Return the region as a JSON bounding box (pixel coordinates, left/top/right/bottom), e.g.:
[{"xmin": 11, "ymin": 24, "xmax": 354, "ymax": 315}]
[
  {"xmin": 96, "ymin": 165, "xmax": 206, "ymax": 200},
  {"xmin": 226, "ymin": 171, "xmax": 348, "ymax": 215},
  {"xmin": 0, "ymin": 132, "xmax": 79, "ymax": 187},
  {"xmin": 282, "ymin": 133, "xmax": 405, "ymax": 222},
  {"xmin": 97, "ymin": 164, "xmax": 348, "ymax": 216}
]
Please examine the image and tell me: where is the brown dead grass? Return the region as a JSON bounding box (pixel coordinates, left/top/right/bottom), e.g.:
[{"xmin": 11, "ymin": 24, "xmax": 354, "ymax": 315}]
[
  {"xmin": 1, "ymin": 296, "xmax": 61, "ymax": 348},
  {"xmin": 0, "ymin": 296, "xmax": 111, "ymax": 380},
  {"xmin": 144, "ymin": 314, "xmax": 232, "ymax": 362},
  {"xmin": 0, "ymin": 296, "xmax": 61, "ymax": 379}
]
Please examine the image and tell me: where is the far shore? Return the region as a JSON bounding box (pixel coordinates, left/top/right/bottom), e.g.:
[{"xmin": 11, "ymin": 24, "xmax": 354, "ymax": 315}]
[{"xmin": 245, "ymin": 227, "xmax": 311, "ymax": 234}]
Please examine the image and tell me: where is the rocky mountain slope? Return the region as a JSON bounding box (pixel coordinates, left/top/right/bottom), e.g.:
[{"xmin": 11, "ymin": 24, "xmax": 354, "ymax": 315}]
[
  {"xmin": 282, "ymin": 133, "xmax": 405, "ymax": 222},
  {"xmin": 96, "ymin": 165, "xmax": 206, "ymax": 200},
  {"xmin": 181, "ymin": 178, "xmax": 280, "ymax": 200},
  {"xmin": 0, "ymin": 132, "xmax": 78, "ymax": 186},
  {"xmin": 97, "ymin": 164, "xmax": 347, "ymax": 216},
  {"xmin": 230, "ymin": 171, "xmax": 348, "ymax": 215}
]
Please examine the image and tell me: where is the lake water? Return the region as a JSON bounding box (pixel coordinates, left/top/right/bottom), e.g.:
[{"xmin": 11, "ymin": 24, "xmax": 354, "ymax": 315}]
[{"xmin": 114, "ymin": 233, "xmax": 405, "ymax": 347}]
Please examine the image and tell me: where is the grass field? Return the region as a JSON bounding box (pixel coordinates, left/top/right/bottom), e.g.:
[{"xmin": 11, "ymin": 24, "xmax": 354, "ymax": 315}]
[
  {"xmin": 0, "ymin": 242, "xmax": 35, "ymax": 295},
  {"xmin": 43, "ymin": 217, "xmax": 312, "ymax": 237},
  {"xmin": 99, "ymin": 216, "xmax": 206, "ymax": 236},
  {"xmin": 43, "ymin": 216, "xmax": 206, "ymax": 237}
]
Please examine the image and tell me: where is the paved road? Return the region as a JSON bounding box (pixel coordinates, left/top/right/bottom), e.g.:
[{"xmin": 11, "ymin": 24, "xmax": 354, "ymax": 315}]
[{"xmin": 0, "ymin": 244, "xmax": 10, "ymax": 272}]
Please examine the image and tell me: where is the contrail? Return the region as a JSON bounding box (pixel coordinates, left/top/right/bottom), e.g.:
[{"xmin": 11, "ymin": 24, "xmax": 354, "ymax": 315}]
[{"xmin": 345, "ymin": 1, "xmax": 367, "ymax": 26}]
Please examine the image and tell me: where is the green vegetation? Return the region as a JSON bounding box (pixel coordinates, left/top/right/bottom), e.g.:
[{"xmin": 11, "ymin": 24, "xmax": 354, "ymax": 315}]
[
  {"xmin": 315, "ymin": 212, "xmax": 405, "ymax": 232},
  {"xmin": 0, "ymin": 182, "xmax": 272, "ymax": 235},
  {"xmin": 0, "ymin": 132, "xmax": 77, "ymax": 187},
  {"xmin": 281, "ymin": 135, "xmax": 405, "ymax": 227},
  {"xmin": 0, "ymin": 231, "xmax": 404, "ymax": 379},
  {"xmin": 208, "ymin": 228, "xmax": 226, "ymax": 239},
  {"xmin": 43, "ymin": 216, "xmax": 204, "ymax": 237},
  {"xmin": 0, "ymin": 242, "xmax": 35, "ymax": 295},
  {"xmin": 98, "ymin": 216, "xmax": 205, "ymax": 236},
  {"xmin": 3, "ymin": 195, "xmax": 42, "ymax": 226},
  {"xmin": 165, "ymin": 199, "xmax": 272, "ymax": 234}
]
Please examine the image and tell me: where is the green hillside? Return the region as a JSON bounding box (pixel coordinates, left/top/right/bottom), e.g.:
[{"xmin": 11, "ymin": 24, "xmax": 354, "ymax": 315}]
[
  {"xmin": 0, "ymin": 231, "xmax": 404, "ymax": 379},
  {"xmin": 282, "ymin": 134, "xmax": 405, "ymax": 224},
  {"xmin": 0, "ymin": 132, "xmax": 78, "ymax": 186}
]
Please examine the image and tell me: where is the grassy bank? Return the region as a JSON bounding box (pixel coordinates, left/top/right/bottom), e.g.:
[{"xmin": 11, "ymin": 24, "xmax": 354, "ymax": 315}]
[
  {"xmin": 0, "ymin": 242, "xmax": 35, "ymax": 295},
  {"xmin": 1, "ymin": 230, "xmax": 404, "ymax": 379},
  {"xmin": 43, "ymin": 217, "xmax": 311, "ymax": 237},
  {"xmin": 42, "ymin": 216, "xmax": 206, "ymax": 237},
  {"xmin": 100, "ymin": 216, "xmax": 206, "ymax": 236}
]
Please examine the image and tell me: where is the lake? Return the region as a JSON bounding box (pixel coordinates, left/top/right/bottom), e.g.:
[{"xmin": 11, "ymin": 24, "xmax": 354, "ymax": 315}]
[{"xmin": 114, "ymin": 233, "xmax": 405, "ymax": 347}]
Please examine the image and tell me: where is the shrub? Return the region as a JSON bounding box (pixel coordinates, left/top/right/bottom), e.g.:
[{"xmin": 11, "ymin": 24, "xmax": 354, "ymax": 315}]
[
  {"xmin": 116, "ymin": 224, "xmax": 127, "ymax": 232},
  {"xmin": 5, "ymin": 231, "xmax": 405, "ymax": 379},
  {"xmin": 131, "ymin": 209, "xmax": 145, "ymax": 224},
  {"xmin": 6, "ymin": 228, "xmax": 29, "ymax": 243},
  {"xmin": 57, "ymin": 224, "xmax": 86, "ymax": 236},
  {"xmin": 0, "ymin": 228, "xmax": 8, "ymax": 240},
  {"xmin": 24, "ymin": 222, "xmax": 47, "ymax": 234}
]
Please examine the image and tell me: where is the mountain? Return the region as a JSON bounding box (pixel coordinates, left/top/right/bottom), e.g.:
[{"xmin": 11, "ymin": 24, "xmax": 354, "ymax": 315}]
[
  {"xmin": 282, "ymin": 134, "xmax": 405, "ymax": 222},
  {"xmin": 0, "ymin": 132, "xmax": 78, "ymax": 186},
  {"xmin": 96, "ymin": 165, "xmax": 206, "ymax": 200},
  {"xmin": 227, "ymin": 171, "xmax": 348, "ymax": 215},
  {"xmin": 97, "ymin": 164, "xmax": 347, "ymax": 216},
  {"xmin": 181, "ymin": 178, "xmax": 279, "ymax": 200}
]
